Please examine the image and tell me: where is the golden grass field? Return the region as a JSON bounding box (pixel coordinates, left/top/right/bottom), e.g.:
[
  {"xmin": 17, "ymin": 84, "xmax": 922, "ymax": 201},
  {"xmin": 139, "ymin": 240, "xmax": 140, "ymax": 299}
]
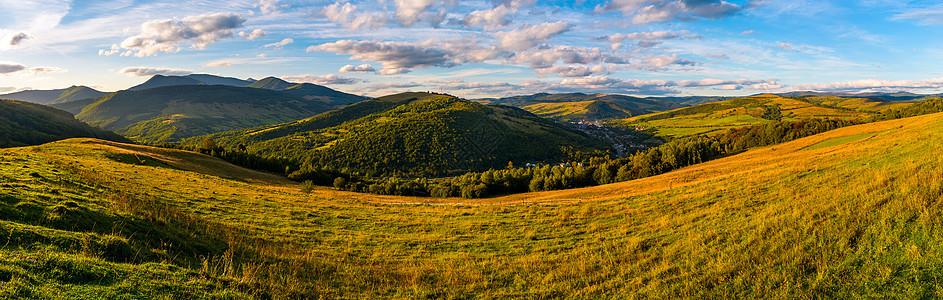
[{"xmin": 1, "ymin": 112, "xmax": 942, "ymax": 298}]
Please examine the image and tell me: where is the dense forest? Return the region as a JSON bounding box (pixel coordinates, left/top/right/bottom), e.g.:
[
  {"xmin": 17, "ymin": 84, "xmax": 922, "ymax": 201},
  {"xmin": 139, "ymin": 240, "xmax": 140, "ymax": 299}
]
[
  {"xmin": 0, "ymin": 99, "xmax": 127, "ymax": 148},
  {"xmin": 196, "ymin": 92, "xmax": 610, "ymax": 177},
  {"xmin": 178, "ymin": 97, "xmax": 943, "ymax": 199}
]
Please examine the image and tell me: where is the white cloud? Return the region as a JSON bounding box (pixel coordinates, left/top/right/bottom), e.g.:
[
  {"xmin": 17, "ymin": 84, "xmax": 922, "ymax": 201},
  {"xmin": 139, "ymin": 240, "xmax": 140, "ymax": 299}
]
[
  {"xmin": 204, "ymin": 61, "xmax": 234, "ymax": 67},
  {"xmin": 0, "ymin": 87, "xmax": 18, "ymax": 93},
  {"xmin": 319, "ymin": 1, "xmax": 389, "ymax": 30},
  {"xmin": 598, "ymin": 0, "xmax": 747, "ymax": 24},
  {"xmin": 493, "ymin": 22, "xmax": 571, "ymax": 51},
  {"xmin": 394, "ymin": 0, "xmax": 450, "ymax": 26},
  {"xmin": 120, "ymin": 67, "xmax": 193, "ymax": 77},
  {"xmin": 264, "ymin": 38, "xmax": 293, "ymax": 48},
  {"xmin": 282, "ymin": 73, "xmax": 363, "ymax": 85},
  {"xmin": 794, "ymin": 78, "xmax": 943, "ymax": 92},
  {"xmin": 27, "ymin": 67, "xmax": 66, "ymax": 74},
  {"xmin": 461, "ymin": 0, "xmax": 535, "ymax": 31},
  {"xmin": 108, "ymin": 13, "xmax": 246, "ymax": 57},
  {"xmin": 892, "ymin": 5, "xmax": 943, "ymax": 25},
  {"xmin": 256, "ymin": 0, "xmax": 283, "ymax": 16},
  {"xmin": 362, "ymin": 81, "xmax": 424, "ymax": 92},
  {"xmin": 239, "ymin": 29, "xmax": 266, "ymax": 40},
  {"xmin": 0, "ymin": 63, "xmax": 26, "ymax": 74},
  {"xmin": 339, "ymin": 64, "xmax": 377, "ymax": 73},
  {"xmin": 598, "ymin": 30, "xmax": 699, "ymax": 50},
  {"xmin": 308, "ymin": 39, "xmax": 461, "ymax": 74}
]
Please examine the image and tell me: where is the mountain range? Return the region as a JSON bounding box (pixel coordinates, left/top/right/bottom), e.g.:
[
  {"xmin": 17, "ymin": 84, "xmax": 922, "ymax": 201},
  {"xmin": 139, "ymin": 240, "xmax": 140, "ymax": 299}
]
[{"xmin": 42, "ymin": 74, "xmax": 368, "ymax": 144}]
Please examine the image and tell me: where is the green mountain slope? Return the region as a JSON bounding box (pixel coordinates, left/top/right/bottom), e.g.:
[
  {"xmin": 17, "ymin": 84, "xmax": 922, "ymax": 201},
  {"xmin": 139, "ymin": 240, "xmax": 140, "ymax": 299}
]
[
  {"xmin": 0, "ymin": 86, "xmax": 107, "ymax": 105},
  {"xmin": 69, "ymin": 85, "xmax": 338, "ymax": 144},
  {"xmin": 200, "ymin": 92, "xmax": 610, "ymax": 176},
  {"xmin": 522, "ymin": 100, "xmax": 645, "ymax": 121},
  {"xmin": 3, "ymin": 112, "xmax": 943, "ymax": 298},
  {"xmin": 246, "ymin": 76, "xmax": 295, "ymax": 90},
  {"xmin": 184, "ymin": 74, "xmax": 254, "ymax": 86},
  {"xmin": 481, "ymin": 93, "xmax": 684, "ymax": 121},
  {"xmin": 619, "ymin": 94, "xmax": 902, "ymax": 138},
  {"xmin": 0, "ymin": 99, "xmax": 127, "ymax": 147},
  {"xmin": 127, "ymin": 75, "xmax": 205, "ymax": 91}
]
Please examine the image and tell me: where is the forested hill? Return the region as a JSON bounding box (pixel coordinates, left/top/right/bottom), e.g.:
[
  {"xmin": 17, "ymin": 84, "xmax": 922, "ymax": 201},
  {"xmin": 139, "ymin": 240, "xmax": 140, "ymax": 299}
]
[
  {"xmin": 196, "ymin": 92, "xmax": 610, "ymax": 177},
  {"xmin": 0, "ymin": 86, "xmax": 107, "ymax": 105},
  {"xmin": 59, "ymin": 85, "xmax": 338, "ymax": 144},
  {"xmin": 0, "ymin": 99, "xmax": 127, "ymax": 147}
]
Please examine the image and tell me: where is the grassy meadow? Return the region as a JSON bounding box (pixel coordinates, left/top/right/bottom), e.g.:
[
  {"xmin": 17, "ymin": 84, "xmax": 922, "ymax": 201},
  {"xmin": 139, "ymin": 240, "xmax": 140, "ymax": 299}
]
[
  {"xmin": 618, "ymin": 94, "xmax": 904, "ymax": 138},
  {"xmin": 1, "ymin": 112, "xmax": 943, "ymax": 298}
]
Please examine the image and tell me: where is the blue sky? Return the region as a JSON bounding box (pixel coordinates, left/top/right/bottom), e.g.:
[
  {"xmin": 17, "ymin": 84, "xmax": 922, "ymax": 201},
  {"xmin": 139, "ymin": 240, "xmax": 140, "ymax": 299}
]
[{"xmin": 1, "ymin": 0, "xmax": 943, "ymax": 97}]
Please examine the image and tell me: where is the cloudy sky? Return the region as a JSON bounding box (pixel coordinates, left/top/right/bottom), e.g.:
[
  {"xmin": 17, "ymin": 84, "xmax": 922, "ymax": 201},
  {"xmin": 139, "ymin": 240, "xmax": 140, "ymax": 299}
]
[{"xmin": 1, "ymin": 0, "xmax": 942, "ymax": 97}]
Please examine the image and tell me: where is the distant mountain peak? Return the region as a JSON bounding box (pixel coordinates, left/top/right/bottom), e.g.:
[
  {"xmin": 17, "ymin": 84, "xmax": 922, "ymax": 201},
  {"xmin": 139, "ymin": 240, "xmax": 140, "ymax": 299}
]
[{"xmin": 247, "ymin": 77, "xmax": 295, "ymax": 90}]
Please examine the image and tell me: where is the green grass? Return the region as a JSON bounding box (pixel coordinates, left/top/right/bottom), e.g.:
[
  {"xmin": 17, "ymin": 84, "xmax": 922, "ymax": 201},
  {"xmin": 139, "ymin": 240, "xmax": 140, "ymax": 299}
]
[
  {"xmin": 803, "ymin": 132, "xmax": 878, "ymax": 151},
  {"xmin": 1, "ymin": 112, "xmax": 943, "ymax": 298}
]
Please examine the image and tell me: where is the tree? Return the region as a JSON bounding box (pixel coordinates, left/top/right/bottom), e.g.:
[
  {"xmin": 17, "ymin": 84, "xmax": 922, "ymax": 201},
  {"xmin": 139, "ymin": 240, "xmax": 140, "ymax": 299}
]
[
  {"xmin": 333, "ymin": 177, "xmax": 347, "ymax": 190},
  {"xmin": 201, "ymin": 138, "xmax": 218, "ymax": 154}
]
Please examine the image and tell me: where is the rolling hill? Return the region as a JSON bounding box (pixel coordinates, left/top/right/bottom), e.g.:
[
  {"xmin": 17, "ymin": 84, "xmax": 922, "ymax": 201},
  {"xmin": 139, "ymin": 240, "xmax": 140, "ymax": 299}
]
[
  {"xmin": 127, "ymin": 74, "xmax": 255, "ymax": 91},
  {"xmin": 1, "ymin": 110, "xmax": 942, "ymax": 297},
  {"xmin": 47, "ymin": 76, "xmax": 369, "ymax": 144},
  {"xmin": 56, "ymin": 85, "xmax": 339, "ymax": 144},
  {"xmin": 198, "ymin": 92, "xmax": 611, "ymax": 176},
  {"xmin": 0, "ymin": 99, "xmax": 126, "ymax": 147},
  {"xmin": 479, "ymin": 93, "xmax": 684, "ymax": 121},
  {"xmin": 0, "ymin": 86, "xmax": 107, "ymax": 105},
  {"xmin": 617, "ymin": 94, "xmax": 912, "ymax": 138}
]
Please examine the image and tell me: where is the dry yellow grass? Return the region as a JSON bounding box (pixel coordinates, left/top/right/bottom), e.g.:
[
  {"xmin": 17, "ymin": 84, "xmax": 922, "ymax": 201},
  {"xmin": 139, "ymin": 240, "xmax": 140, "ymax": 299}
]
[{"xmin": 4, "ymin": 112, "xmax": 943, "ymax": 298}]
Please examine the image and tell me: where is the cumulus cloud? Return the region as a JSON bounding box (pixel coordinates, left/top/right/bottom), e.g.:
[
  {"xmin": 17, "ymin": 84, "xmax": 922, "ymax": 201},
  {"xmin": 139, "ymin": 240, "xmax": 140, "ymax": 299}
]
[
  {"xmin": 282, "ymin": 74, "xmax": 363, "ymax": 85},
  {"xmin": 27, "ymin": 67, "xmax": 66, "ymax": 74},
  {"xmin": 8, "ymin": 33, "xmax": 30, "ymax": 46},
  {"xmin": 265, "ymin": 38, "xmax": 293, "ymax": 48},
  {"xmin": 794, "ymin": 78, "xmax": 943, "ymax": 93},
  {"xmin": 533, "ymin": 65, "xmax": 617, "ymax": 77},
  {"xmin": 493, "ymin": 22, "xmax": 571, "ymax": 51},
  {"xmin": 319, "ymin": 1, "xmax": 389, "ymax": 30},
  {"xmin": 120, "ymin": 67, "xmax": 193, "ymax": 77},
  {"xmin": 394, "ymin": 0, "xmax": 450, "ymax": 26},
  {"xmin": 462, "ymin": 0, "xmax": 536, "ymax": 30},
  {"xmin": 339, "ymin": 64, "xmax": 377, "ymax": 73},
  {"xmin": 106, "ymin": 13, "xmax": 246, "ymax": 57},
  {"xmin": 239, "ymin": 29, "xmax": 266, "ymax": 40},
  {"xmin": 598, "ymin": 0, "xmax": 748, "ymax": 24},
  {"xmin": 0, "ymin": 63, "xmax": 26, "ymax": 74},
  {"xmin": 308, "ymin": 40, "xmax": 461, "ymax": 74},
  {"xmin": 645, "ymin": 54, "xmax": 698, "ymax": 69},
  {"xmin": 507, "ymin": 46, "xmax": 623, "ymax": 69},
  {"xmin": 256, "ymin": 0, "xmax": 282, "ymax": 15}
]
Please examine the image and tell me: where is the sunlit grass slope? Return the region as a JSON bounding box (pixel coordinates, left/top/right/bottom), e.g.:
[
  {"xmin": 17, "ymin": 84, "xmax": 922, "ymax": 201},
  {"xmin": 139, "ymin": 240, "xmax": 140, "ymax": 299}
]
[
  {"xmin": 2, "ymin": 112, "xmax": 943, "ymax": 298},
  {"xmin": 618, "ymin": 94, "xmax": 900, "ymax": 138}
]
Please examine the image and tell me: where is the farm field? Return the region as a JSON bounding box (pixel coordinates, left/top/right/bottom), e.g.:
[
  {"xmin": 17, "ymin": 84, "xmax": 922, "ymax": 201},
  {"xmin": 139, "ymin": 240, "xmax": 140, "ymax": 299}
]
[{"xmin": 1, "ymin": 112, "xmax": 942, "ymax": 298}]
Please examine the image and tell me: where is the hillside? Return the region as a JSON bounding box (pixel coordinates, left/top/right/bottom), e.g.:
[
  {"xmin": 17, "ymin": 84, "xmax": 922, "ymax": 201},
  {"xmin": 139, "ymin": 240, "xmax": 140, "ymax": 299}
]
[
  {"xmin": 127, "ymin": 75, "xmax": 205, "ymax": 91},
  {"xmin": 200, "ymin": 92, "xmax": 610, "ymax": 176},
  {"xmin": 482, "ymin": 93, "xmax": 684, "ymax": 116},
  {"xmin": 2, "ymin": 111, "xmax": 943, "ymax": 297},
  {"xmin": 0, "ymin": 86, "xmax": 107, "ymax": 105},
  {"xmin": 0, "ymin": 99, "xmax": 126, "ymax": 147},
  {"xmin": 617, "ymin": 94, "xmax": 907, "ymax": 138},
  {"xmin": 522, "ymin": 100, "xmax": 645, "ymax": 121},
  {"xmin": 246, "ymin": 76, "xmax": 296, "ymax": 90},
  {"xmin": 64, "ymin": 85, "xmax": 337, "ymax": 144}
]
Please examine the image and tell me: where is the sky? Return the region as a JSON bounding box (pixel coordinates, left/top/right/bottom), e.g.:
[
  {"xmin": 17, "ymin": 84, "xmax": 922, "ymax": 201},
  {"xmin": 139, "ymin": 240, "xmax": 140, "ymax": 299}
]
[{"xmin": 1, "ymin": 0, "xmax": 943, "ymax": 98}]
